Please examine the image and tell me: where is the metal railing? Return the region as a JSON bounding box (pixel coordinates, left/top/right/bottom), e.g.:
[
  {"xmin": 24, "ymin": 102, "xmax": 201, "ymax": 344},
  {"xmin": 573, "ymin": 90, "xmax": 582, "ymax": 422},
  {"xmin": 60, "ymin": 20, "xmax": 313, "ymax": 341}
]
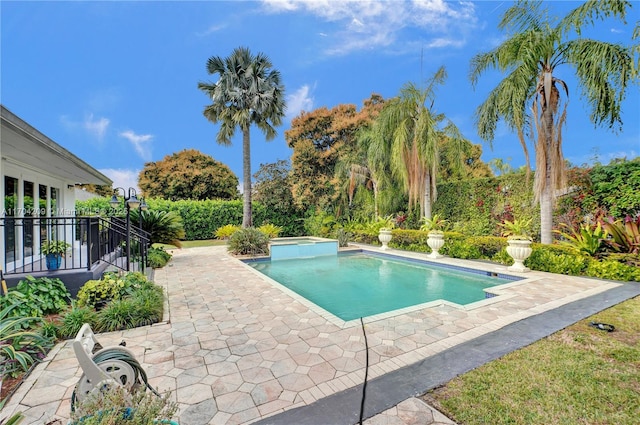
[{"xmin": 1, "ymin": 216, "xmax": 149, "ymax": 275}]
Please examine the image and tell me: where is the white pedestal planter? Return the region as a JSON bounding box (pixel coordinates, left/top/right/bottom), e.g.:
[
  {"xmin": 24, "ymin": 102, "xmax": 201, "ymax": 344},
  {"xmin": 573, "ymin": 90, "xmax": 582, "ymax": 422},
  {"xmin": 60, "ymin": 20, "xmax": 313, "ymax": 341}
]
[
  {"xmin": 506, "ymin": 239, "xmax": 532, "ymax": 272},
  {"xmin": 378, "ymin": 229, "xmax": 392, "ymax": 250},
  {"xmin": 427, "ymin": 232, "xmax": 445, "ymax": 259}
]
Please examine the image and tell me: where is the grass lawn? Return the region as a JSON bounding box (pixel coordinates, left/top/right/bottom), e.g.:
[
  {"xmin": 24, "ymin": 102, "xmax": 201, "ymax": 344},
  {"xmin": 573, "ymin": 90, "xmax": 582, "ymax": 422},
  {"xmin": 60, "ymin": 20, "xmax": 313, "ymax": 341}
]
[
  {"xmin": 423, "ymin": 296, "xmax": 640, "ymax": 425},
  {"xmin": 155, "ymin": 239, "xmax": 226, "ymax": 249}
]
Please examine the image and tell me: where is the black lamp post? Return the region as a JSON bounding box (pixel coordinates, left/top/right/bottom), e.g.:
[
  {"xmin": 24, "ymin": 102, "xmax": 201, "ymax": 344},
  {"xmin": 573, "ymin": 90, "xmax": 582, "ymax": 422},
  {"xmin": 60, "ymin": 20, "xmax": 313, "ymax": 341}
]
[{"xmin": 109, "ymin": 187, "xmax": 140, "ymax": 271}]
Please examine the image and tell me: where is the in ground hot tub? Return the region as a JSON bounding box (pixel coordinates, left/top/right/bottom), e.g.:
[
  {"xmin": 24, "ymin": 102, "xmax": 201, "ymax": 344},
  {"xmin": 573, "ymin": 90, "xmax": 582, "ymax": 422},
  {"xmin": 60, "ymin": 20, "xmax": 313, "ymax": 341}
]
[{"xmin": 269, "ymin": 237, "xmax": 338, "ymax": 260}]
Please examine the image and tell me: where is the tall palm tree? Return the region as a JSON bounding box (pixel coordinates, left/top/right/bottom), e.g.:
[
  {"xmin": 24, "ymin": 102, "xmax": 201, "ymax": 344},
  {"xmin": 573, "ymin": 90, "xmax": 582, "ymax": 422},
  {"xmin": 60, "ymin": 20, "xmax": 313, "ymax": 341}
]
[
  {"xmin": 373, "ymin": 66, "xmax": 466, "ymax": 219},
  {"xmin": 471, "ymin": 0, "xmax": 637, "ymax": 244},
  {"xmin": 198, "ymin": 47, "xmax": 285, "ymax": 228}
]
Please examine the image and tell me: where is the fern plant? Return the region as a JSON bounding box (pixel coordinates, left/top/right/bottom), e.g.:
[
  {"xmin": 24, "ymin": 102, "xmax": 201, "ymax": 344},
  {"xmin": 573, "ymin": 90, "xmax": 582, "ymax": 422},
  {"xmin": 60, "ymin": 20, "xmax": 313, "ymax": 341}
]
[{"xmin": 257, "ymin": 223, "xmax": 283, "ymax": 239}]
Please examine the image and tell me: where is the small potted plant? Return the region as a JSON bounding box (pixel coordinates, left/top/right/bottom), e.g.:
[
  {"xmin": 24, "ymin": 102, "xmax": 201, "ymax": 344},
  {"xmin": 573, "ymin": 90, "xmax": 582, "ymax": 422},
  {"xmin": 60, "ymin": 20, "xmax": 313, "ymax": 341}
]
[
  {"xmin": 421, "ymin": 214, "xmax": 447, "ymax": 259},
  {"xmin": 40, "ymin": 239, "xmax": 71, "ymax": 270},
  {"xmin": 377, "ymin": 215, "xmax": 395, "ymax": 250},
  {"xmin": 499, "ymin": 218, "xmax": 533, "ymax": 272}
]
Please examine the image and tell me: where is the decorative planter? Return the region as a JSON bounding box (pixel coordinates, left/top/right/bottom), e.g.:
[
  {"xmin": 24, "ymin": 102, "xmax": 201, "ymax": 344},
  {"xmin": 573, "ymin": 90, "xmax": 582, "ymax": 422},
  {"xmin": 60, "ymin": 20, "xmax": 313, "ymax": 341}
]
[
  {"xmin": 506, "ymin": 239, "xmax": 532, "ymax": 272},
  {"xmin": 45, "ymin": 253, "xmax": 62, "ymax": 270},
  {"xmin": 427, "ymin": 232, "xmax": 445, "ymax": 259},
  {"xmin": 378, "ymin": 229, "xmax": 392, "ymax": 250}
]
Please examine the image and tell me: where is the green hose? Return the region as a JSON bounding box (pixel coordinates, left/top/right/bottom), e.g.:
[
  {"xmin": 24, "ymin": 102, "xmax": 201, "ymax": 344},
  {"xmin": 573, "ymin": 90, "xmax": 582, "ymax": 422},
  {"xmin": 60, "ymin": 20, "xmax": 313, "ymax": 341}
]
[{"xmin": 72, "ymin": 347, "xmax": 160, "ymax": 411}]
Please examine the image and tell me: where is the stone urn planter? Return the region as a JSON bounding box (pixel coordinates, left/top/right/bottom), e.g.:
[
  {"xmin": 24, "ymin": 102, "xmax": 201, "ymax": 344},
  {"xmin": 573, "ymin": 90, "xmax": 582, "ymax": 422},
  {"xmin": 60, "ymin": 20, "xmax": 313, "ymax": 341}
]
[
  {"xmin": 506, "ymin": 239, "xmax": 532, "ymax": 272},
  {"xmin": 378, "ymin": 229, "xmax": 392, "ymax": 250},
  {"xmin": 427, "ymin": 231, "xmax": 445, "ymax": 259}
]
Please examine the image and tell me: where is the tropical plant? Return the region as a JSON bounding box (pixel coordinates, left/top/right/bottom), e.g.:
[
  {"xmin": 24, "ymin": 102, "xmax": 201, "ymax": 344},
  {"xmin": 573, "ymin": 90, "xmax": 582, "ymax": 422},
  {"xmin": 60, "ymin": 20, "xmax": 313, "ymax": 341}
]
[
  {"xmin": 40, "ymin": 239, "xmax": 71, "ymax": 256},
  {"xmin": 601, "ymin": 215, "xmax": 640, "ymax": 254},
  {"xmin": 555, "ymin": 222, "xmax": 607, "ymax": 257},
  {"xmin": 336, "ymin": 228, "xmax": 351, "ymax": 248},
  {"xmin": 198, "ymin": 46, "xmax": 286, "ymax": 228},
  {"xmin": 499, "ymin": 218, "xmax": 533, "ymax": 241},
  {"xmin": 420, "ymin": 214, "xmax": 448, "ymax": 233},
  {"xmin": 1, "ymin": 305, "xmax": 51, "ymax": 381},
  {"xmin": 257, "ymin": 223, "xmax": 282, "ymax": 239},
  {"xmin": 146, "ymin": 247, "xmax": 172, "ymax": 269},
  {"xmin": 134, "ymin": 209, "xmax": 185, "ymax": 248},
  {"xmin": 368, "ymin": 66, "xmax": 467, "ymax": 219},
  {"xmin": 376, "ymin": 215, "xmax": 396, "ymax": 232},
  {"xmin": 13, "ymin": 276, "xmax": 70, "ymax": 316},
  {"xmin": 215, "ymin": 224, "xmax": 241, "ymax": 240},
  {"xmin": 227, "ymin": 228, "xmax": 269, "ymax": 256},
  {"xmin": 471, "ymin": 0, "xmax": 638, "ymax": 244}
]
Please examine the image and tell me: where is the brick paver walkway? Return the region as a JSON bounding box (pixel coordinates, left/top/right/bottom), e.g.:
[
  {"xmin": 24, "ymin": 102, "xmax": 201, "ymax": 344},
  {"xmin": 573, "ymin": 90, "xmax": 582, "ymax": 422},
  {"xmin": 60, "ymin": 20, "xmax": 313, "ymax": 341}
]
[{"xmin": 2, "ymin": 246, "xmax": 620, "ymax": 424}]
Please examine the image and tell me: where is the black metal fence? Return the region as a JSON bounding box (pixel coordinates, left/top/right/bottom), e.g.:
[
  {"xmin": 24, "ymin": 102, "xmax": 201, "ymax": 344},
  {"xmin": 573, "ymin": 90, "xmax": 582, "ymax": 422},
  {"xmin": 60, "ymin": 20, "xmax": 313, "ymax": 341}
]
[{"xmin": 1, "ymin": 216, "xmax": 149, "ymax": 275}]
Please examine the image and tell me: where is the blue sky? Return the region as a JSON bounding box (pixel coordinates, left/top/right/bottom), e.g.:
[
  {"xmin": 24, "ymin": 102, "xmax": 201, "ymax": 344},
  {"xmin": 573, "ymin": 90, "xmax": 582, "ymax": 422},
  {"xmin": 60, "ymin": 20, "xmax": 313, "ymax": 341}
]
[{"xmin": 2, "ymin": 1, "xmax": 638, "ymax": 191}]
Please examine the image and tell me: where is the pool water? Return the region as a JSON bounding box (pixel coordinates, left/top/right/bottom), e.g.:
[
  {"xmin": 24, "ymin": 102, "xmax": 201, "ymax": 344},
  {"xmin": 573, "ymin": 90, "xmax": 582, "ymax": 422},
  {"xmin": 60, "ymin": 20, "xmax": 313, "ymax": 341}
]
[{"xmin": 247, "ymin": 252, "xmax": 514, "ymax": 321}]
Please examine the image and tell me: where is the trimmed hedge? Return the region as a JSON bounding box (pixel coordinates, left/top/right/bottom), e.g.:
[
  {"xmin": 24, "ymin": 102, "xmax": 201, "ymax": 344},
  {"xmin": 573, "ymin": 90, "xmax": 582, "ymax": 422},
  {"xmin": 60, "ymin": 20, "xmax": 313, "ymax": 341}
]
[
  {"xmin": 76, "ymin": 198, "xmax": 305, "ymax": 240},
  {"xmin": 350, "ymin": 229, "xmax": 639, "ymax": 282}
]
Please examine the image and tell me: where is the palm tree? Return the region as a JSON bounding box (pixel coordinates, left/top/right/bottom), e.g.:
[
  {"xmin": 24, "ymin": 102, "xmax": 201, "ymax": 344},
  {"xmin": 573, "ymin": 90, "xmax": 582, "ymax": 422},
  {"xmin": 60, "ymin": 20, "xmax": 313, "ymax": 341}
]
[
  {"xmin": 471, "ymin": 0, "xmax": 637, "ymax": 244},
  {"xmin": 373, "ymin": 66, "xmax": 466, "ymax": 219},
  {"xmin": 198, "ymin": 47, "xmax": 285, "ymax": 227}
]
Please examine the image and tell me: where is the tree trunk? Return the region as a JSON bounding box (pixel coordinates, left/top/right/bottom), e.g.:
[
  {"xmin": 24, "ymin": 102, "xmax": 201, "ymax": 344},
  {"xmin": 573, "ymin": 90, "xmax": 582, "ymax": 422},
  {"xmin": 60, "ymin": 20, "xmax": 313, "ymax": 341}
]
[
  {"xmin": 540, "ymin": 182, "xmax": 553, "ymax": 244},
  {"xmin": 242, "ymin": 127, "xmax": 252, "ymax": 228},
  {"xmin": 539, "ymin": 75, "xmax": 555, "ymax": 244},
  {"xmin": 424, "ymin": 171, "xmax": 432, "ymax": 220},
  {"xmin": 373, "ymin": 181, "xmax": 379, "ymax": 219}
]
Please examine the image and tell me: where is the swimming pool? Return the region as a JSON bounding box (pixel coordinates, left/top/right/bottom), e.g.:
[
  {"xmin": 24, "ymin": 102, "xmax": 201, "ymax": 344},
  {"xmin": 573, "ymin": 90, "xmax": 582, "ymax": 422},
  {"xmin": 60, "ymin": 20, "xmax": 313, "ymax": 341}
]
[{"xmin": 245, "ymin": 251, "xmax": 519, "ymax": 321}]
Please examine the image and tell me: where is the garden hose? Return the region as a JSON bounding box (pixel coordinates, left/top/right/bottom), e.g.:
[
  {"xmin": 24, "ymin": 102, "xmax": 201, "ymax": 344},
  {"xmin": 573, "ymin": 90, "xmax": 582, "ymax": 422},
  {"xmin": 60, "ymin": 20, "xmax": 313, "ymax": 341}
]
[{"xmin": 71, "ymin": 347, "xmax": 160, "ymax": 411}]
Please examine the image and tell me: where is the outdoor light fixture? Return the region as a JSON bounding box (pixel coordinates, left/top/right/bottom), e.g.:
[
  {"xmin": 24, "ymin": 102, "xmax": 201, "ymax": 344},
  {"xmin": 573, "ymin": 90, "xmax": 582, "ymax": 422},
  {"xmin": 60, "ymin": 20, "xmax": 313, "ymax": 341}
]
[{"xmin": 110, "ymin": 187, "xmax": 142, "ymax": 271}]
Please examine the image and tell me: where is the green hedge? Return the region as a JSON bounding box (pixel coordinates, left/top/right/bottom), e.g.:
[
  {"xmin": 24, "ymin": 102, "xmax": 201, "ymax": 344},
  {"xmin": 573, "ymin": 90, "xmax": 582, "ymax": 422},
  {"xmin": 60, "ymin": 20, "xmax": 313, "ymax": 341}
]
[
  {"xmin": 350, "ymin": 229, "xmax": 639, "ymax": 282},
  {"xmin": 76, "ymin": 198, "xmax": 305, "ymax": 240}
]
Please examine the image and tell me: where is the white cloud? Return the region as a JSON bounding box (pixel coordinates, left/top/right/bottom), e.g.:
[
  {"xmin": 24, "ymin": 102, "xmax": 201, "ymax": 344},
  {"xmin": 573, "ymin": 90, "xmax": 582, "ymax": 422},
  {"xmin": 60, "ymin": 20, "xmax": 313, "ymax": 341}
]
[
  {"xmin": 261, "ymin": 0, "xmax": 478, "ymax": 56},
  {"xmin": 60, "ymin": 113, "xmax": 110, "ymax": 141},
  {"xmin": 98, "ymin": 168, "xmax": 141, "ymax": 192},
  {"xmin": 84, "ymin": 114, "xmax": 110, "ymax": 140},
  {"xmin": 286, "ymin": 84, "xmax": 315, "ymax": 120},
  {"xmin": 119, "ymin": 130, "xmax": 154, "ymax": 162}
]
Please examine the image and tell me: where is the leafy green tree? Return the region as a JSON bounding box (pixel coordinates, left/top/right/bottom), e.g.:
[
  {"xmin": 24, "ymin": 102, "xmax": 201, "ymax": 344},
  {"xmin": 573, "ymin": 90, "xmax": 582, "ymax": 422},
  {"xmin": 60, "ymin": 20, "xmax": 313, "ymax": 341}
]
[
  {"xmin": 470, "ymin": 0, "xmax": 638, "ymax": 244},
  {"xmin": 139, "ymin": 149, "xmax": 238, "ymax": 201},
  {"xmin": 286, "ymin": 95, "xmax": 385, "ymax": 214},
  {"xmin": 369, "ymin": 66, "xmax": 467, "ymax": 219},
  {"xmin": 198, "ymin": 47, "xmax": 285, "ymax": 228}
]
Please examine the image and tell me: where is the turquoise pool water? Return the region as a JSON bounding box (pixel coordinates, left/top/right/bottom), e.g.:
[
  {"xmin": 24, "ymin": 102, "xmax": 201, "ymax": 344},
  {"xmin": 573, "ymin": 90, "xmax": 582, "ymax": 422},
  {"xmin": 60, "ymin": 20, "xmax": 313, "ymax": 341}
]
[{"xmin": 246, "ymin": 252, "xmax": 515, "ymax": 321}]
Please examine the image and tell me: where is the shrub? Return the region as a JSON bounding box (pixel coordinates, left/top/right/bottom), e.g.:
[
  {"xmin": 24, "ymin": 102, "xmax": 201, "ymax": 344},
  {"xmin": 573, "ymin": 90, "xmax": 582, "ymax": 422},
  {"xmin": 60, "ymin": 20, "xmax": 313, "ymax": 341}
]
[
  {"xmin": 444, "ymin": 239, "xmax": 483, "ymax": 259},
  {"xmin": 585, "ymin": 258, "xmax": 640, "ymax": 282},
  {"xmin": 147, "ymin": 246, "xmax": 172, "ymax": 268},
  {"xmin": 14, "ymin": 276, "xmax": 71, "ymax": 316},
  {"xmin": 0, "ymin": 291, "xmax": 41, "ymax": 322},
  {"xmin": 228, "ymin": 228, "xmax": 269, "ymax": 256},
  {"xmin": 58, "ymin": 305, "xmax": 98, "ymax": 339},
  {"xmin": 524, "ymin": 245, "xmax": 588, "ymax": 275},
  {"xmin": 257, "ymin": 223, "xmax": 283, "ymax": 239},
  {"xmin": 96, "ymin": 298, "xmax": 137, "ymax": 332},
  {"xmin": 129, "ymin": 287, "xmax": 164, "ymax": 327},
  {"xmin": 76, "ymin": 277, "xmax": 125, "ymax": 309},
  {"xmin": 96, "ymin": 284, "xmax": 164, "ymax": 332},
  {"xmin": 215, "ymin": 224, "xmax": 241, "ymax": 240}
]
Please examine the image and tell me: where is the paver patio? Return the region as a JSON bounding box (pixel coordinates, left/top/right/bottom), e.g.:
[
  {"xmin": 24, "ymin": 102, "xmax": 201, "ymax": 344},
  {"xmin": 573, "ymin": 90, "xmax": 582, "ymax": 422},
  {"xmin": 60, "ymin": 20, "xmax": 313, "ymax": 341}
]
[{"xmin": 1, "ymin": 245, "xmax": 625, "ymax": 424}]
